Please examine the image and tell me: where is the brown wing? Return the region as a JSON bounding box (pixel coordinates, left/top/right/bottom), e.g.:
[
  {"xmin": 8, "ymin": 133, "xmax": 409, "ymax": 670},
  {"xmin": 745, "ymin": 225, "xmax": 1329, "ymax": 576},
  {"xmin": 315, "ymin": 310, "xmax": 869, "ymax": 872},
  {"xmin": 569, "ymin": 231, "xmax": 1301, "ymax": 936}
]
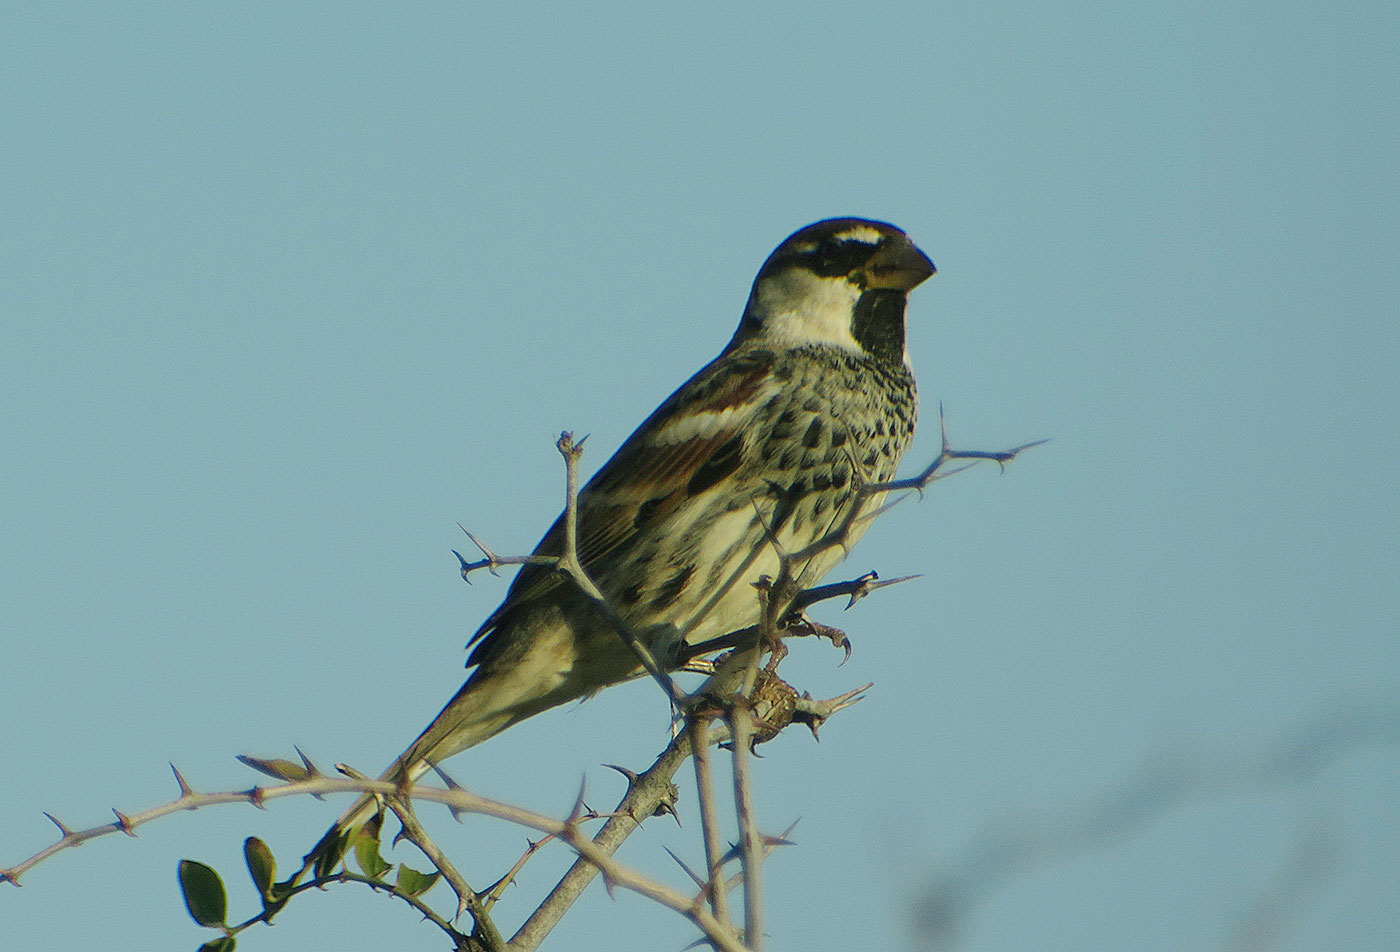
[{"xmin": 466, "ymin": 347, "xmax": 778, "ymax": 661}]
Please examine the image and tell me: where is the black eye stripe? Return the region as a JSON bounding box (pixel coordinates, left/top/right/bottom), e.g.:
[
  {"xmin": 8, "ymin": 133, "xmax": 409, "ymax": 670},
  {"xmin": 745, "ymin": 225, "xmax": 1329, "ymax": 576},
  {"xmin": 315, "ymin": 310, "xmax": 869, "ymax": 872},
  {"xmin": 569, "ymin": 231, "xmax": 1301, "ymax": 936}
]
[
  {"xmin": 766, "ymin": 238, "xmax": 878, "ymax": 279},
  {"xmin": 810, "ymin": 239, "xmax": 878, "ymax": 277}
]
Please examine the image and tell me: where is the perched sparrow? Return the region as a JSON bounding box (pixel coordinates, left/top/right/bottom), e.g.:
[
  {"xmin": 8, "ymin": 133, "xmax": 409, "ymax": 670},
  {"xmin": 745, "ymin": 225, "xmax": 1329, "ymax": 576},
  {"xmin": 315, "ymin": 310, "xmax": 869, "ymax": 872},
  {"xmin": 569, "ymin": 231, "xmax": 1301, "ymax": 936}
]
[{"xmin": 307, "ymin": 218, "xmax": 935, "ymax": 866}]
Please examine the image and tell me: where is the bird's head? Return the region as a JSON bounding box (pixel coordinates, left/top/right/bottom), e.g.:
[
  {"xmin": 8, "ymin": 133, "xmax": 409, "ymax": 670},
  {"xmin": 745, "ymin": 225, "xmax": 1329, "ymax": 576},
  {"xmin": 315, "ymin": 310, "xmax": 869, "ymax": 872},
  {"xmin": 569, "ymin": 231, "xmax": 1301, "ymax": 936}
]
[{"xmin": 734, "ymin": 218, "xmax": 936, "ymax": 366}]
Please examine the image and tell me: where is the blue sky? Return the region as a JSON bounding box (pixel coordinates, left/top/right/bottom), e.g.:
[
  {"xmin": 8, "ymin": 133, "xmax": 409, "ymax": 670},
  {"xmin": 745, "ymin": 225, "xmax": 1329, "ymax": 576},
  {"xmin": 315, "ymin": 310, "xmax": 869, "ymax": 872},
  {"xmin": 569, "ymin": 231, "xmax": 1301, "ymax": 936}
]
[{"xmin": 3, "ymin": 3, "xmax": 1397, "ymax": 950}]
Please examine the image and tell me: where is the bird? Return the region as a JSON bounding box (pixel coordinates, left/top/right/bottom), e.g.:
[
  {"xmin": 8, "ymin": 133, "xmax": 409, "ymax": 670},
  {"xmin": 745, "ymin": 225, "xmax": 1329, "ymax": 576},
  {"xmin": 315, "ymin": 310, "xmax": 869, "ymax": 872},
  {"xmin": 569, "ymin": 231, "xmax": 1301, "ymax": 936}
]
[{"xmin": 303, "ymin": 217, "xmax": 936, "ymax": 872}]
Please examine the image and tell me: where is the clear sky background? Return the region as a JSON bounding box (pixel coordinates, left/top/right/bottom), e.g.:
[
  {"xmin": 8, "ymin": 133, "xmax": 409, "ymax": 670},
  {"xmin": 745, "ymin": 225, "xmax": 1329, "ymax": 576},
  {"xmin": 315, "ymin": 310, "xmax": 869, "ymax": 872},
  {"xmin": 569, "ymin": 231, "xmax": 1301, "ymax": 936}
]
[{"xmin": 3, "ymin": 3, "xmax": 1397, "ymax": 951}]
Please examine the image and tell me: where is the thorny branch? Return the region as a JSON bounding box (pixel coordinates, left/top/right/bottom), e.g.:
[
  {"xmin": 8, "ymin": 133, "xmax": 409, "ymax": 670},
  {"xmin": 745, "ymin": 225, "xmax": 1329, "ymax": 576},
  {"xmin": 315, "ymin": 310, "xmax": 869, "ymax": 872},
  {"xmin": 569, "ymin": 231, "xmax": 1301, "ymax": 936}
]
[
  {"xmin": 447, "ymin": 414, "xmax": 1040, "ymax": 947},
  {"xmin": 552, "ymin": 433, "xmax": 689, "ymax": 709},
  {"xmin": 5, "ymin": 413, "xmax": 1038, "ymax": 951},
  {"xmin": 728, "ymin": 702, "xmax": 765, "ymax": 951},
  {"xmin": 786, "ymin": 404, "xmax": 1045, "ymax": 569},
  {"xmin": 226, "ymin": 868, "xmax": 470, "ymax": 946},
  {"xmin": 689, "ymin": 713, "xmax": 735, "ymax": 933},
  {"xmin": 0, "ymin": 687, "xmax": 872, "ymax": 951},
  {"xmin": 509, "ymin": 688, "xmax": 865, "ymax": 951},
  {"xmin": 335, "ymin": 763, "xmax": 501, "ymax": 947}
]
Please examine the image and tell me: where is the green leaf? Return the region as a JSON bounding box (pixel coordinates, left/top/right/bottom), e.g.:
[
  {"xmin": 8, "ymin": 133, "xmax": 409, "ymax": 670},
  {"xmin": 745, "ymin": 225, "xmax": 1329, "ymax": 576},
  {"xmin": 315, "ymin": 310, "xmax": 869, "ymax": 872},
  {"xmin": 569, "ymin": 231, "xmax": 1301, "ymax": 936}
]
[
  {"xmin": 395, "ymin": 865, "xmax": 439, "ymax": 898},
  {"xmin": 235, "ymin": 754, "xmax": 309, "ymax": 781},
  {"xmin": 177, "ymin": 860, "xmax": 228, "ymax": 928},
  {"xmin": 351, "ymin": 827, "xmax": 391, "ymax": 879},
  {"xmin": 197, "ymin": 938, "xmax": 236, "ymax": 952},
  {"xmin": 243, "ymin": 837, "xmax": 276, "ymax": 899}
]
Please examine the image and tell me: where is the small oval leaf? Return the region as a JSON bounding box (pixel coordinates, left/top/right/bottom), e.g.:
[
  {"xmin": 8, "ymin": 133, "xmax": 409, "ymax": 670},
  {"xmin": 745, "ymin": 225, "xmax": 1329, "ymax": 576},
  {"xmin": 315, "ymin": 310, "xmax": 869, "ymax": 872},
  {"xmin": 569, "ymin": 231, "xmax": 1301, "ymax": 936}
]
[
  {"xmin": 235, "ymin": 755, "xmax": 309, "ymax": 782},
  {"xmin": 243, "ymin": 837, "xmax": 276, "ymax": 898},
  {"xmin": 395, "ymin": 865, "xmax": 439, "ymax": 898},
  {"xmin": 177, "ymin": 859, "xmax": 228, "ymax": 927},
  {"xmin": 198, "ymin": 938, "xmax": 236, "ymax": 952}
]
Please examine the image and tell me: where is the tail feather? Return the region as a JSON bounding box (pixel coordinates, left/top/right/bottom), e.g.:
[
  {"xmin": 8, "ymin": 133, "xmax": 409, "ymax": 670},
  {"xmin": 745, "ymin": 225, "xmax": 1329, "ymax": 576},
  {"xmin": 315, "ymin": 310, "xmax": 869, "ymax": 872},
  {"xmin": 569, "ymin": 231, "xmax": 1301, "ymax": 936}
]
[
  {"xmin": 300, "ymin": 755, "xmax": 428, "ymax": 879},
  {"xmin": 300, "ymin": 660, "xmax": 569, "ymax": 879}
]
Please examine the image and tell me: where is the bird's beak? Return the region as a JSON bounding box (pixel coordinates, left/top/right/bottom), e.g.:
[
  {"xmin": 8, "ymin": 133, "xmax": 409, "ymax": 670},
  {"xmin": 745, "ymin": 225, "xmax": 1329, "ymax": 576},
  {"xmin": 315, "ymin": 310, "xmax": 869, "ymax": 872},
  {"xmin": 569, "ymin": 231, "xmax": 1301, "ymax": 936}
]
[{"xmin": 861, "ymin": 237, "xmax": 937, "ymax": 291}]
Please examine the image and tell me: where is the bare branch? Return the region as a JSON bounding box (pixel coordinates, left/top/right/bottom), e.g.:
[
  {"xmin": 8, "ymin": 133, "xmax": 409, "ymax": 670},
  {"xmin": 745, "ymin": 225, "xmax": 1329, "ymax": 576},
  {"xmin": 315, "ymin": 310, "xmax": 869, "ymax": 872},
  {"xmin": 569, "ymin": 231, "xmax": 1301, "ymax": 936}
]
[
  {"xmin": 689, "ymin": 711, "xmax": 734, "ymax": 931},
  {"xmin": 512, "ymin": 732, "xmax": 694, "ymax": 950},
  {"xmin": 728, "ymin": 702, "xmax": 765, "ymax": 951},
  {"xmin": 784, "ymin": 409, "xmax": 1045, "ymax": 570},
  {"xmin": 792, "ymin": 570, "xmax": 921, "ymax": 613},
  {"xmin": 225, "ymin": 868, "xmax": 475, "ymax": 948},
  {"xmin": 551, "ymin": 433, "xmax": 689, "ymax": 709},
  {"xmin": 453, "ymin": 524, "xmax": 561, "ymax": 583},
  {"xmin": 1, "ymin": 414, "xmax": 1035, "ymax": 952},
  {"xmin": 868, "ymin": 404, "xmax": 1048, "ymax": 495},
  {"xmin": 371, "ymin": 778, "xmax": 504, "ymax": 951}
]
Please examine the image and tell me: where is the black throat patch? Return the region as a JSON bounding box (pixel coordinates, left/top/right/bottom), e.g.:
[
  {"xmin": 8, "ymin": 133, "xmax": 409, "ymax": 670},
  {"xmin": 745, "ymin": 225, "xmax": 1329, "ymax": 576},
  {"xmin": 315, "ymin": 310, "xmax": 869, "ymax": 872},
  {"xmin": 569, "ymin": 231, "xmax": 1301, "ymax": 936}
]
[{"xmin": 851, "ymin": 289, "xmax": 908, "ymax": 364}]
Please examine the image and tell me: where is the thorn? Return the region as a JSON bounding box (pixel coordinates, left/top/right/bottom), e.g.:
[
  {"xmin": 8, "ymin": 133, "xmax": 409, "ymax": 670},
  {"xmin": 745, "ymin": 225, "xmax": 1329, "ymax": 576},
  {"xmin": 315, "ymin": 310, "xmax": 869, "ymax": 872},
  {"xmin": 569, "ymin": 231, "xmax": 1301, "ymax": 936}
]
[
  {"xmin": 335, "ymin": 763, "xmax": 370, "ymax": 781},
  {"xmin": 602, "ymin": 763, "xmax": 639, "ymax": 783},
  {"xmin": 43, "ymin": 812, "xmax": 73, "ymax": 838},
  {"xmin": 111, "ymin": 809, "xmax": 137, "ymax": 836},
  {"xmin": 431, "ymin": 761, "xmax": 465, "ymax": 790},
  {"xmin": 1008, "ymin": 436, "xmax": 1052, "ymax": 456},
  {"xmin": 863, "ymin": 491, "xmax": 914, "ymax": 521},
  {"xmin": 430, "ymin": 763, "xmax": 467, "ymax": 822},
  {"xmin": 249, "ymin": 786, "xmax": 268, "ymax": 809},
  {"xmin": 459, "ymin": 526, "xmax": 502, "ymax": 577},
  {"xmin": 294, "ymin": 747, "xmax": 325, "ymax": 799},
  {"xmin": 0, "ymin": 869, "xmax": 20, "ymax": 886},
  {"xmin": 566, "ymin": 777, "xmax": 588, "ymax": 829},
  {"xmin": 664, "ymin": 846, "xmax": 706, "ymax": 887},
  {"xmin": 776, "ymin": 818, "xmax": 801, "ymax": 843},
  {"xmin": 936, "ymin": 462, "xmax": 977, "ymax": 482},
  {"xmin": 451, "ymin": 549, "xmax": 473, "ymax": 583},
  {"xmin": 748, "ymin": 498, "xmax": 789, "ymax": 558},
  {"xmin": 295, "ymin": 746, "xmax": 322, "ymax": 777},
  {"xmin": 602, "ymin": 763, "xmax": 639, "ymax": 800},
  {"xmin": 841, "ymin": 570, "xmax": 877, "ymax": 610},
  {"xmin": 169, "ymin": 764, "xmax": 195, "ymax": 798}
]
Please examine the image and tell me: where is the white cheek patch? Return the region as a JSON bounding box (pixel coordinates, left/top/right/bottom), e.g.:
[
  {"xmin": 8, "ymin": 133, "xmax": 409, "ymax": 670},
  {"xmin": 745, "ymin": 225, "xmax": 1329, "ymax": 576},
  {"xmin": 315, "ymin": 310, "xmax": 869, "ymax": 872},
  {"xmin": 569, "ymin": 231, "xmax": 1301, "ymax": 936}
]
[{"xmin": 753, "ymin": 269, "xmax": 863, "ymax": 354}]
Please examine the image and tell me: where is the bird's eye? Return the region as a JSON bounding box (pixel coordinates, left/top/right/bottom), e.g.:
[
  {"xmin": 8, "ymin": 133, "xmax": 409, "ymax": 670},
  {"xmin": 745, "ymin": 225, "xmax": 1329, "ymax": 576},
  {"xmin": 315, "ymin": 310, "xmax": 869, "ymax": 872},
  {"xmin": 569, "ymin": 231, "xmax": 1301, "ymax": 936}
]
[{"xmin": 808, "ymin": 239, "xmax": 875, "ymax": 278}]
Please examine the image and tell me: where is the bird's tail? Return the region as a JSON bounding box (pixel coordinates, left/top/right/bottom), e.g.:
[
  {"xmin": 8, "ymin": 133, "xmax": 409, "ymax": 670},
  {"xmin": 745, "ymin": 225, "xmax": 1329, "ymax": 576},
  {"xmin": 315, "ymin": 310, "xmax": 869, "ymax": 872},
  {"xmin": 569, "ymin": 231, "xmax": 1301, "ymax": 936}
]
[
  {"xmin": 299, "ymin": 756, "xmax": 426, "ymax": 880},
  {"xmin": 298, "ymin": 661, "xmax": 568, "ymax": 880}
]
